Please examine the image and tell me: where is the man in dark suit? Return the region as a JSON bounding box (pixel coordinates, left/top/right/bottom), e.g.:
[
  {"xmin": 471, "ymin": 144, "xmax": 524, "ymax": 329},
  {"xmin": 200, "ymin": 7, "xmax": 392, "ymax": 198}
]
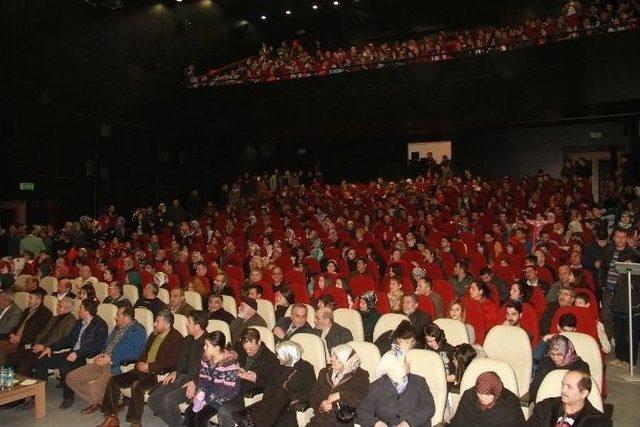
[
  {"xmin": 527, "ymin": 370, "xmax": 611, "ymax": 427},
  {"xmin": 52, "ymin": 278, "xmax": 76, "ymax": 301},
  {"xmin": 98, "ymin": 308, "xmax": 183, "ymax": 427},
  {"xmin": 0, "ymin": 289, "xmax": 23, "ymax": 338},
  {"xmin": 218, "ymin": 327, "xmax": 279, "ymax": 427},
  {"xmin": 7, "ymin": 297, "xmax": 77, "ymax": 377},
  {"xmin": 208, "ymin": 293, "xmax": 235, "ymax": 324},
  {"xmin": 133, "ymin": 282, "xmax": 166, "ymax": 317},
  {"xmin": 0, "ymin": 288, "xmax": 51, "ymax": 364},
  {"xmin": 32, "ymin": 298, "xmax": 108, "ymax": 408},
  {"xmin": 313, "ymin": 307, "xmax": 353, "ymax": 359},
  {"xmin": 273, "ymin": 302, "xmax": 313, "ymax": 343},
  {"xmin": 402, "ymin": 294, "xmax": 432, "ymax": 348}
]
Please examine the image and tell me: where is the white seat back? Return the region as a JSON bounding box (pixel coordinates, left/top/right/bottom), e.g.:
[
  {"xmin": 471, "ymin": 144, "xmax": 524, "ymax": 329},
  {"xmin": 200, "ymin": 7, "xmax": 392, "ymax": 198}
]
[
  {"xmin": 173, "ymin": 313, "xmax": 189, "ymax": 337},
  {"xmin": 15, "ymin": 274, "xmax": 32, "ymax": 291},
  {"xmin": 459, "ymin": 358, "xmax": 519, "ymax": 397},
  {"xmin": 484, "ymin": 325, "xmax": 532, "ymax": 397},
  {"xmin": 256, "ymin": 299, "xmax": 276, "ymax": 330},
  {"xmin": 94, "ymin": 282, "xmax": 108, "ymax": 302},
  {"xmin": 434, "ymin": 318, "xmax": 470, "ymax": 346},
  {"xmin": 123, "ymin": 284, "xmax": 139, "ymax": 305},
  {"xmin": 535, "ymin": 369, "xmax": 604, "ymax": 412},
  {"xmin": 14, "ymin": 291, "xmax": 29, "ymax": 311},
  {"xmin": 285, "ymin": 304, "xmax": 316, "ymax": 328},
  {"xmin": 407, "ymin": 349, "xmax": 448, "ymax": 427},
  {"xmin": 561, "ymin": 332, "xmax": 603, "ymax": 392},
  {"xmin": 40, "ymin": 276, "xmax": 58, "ymax": 294},
  {"xmin": 185, "ymin": 290, "xmax": 203, "ymax": 310},
  {"xmin": 334, "ymin": 308, "xmax": 364, "ymax": 341},
  {"xmin": 348, "ymin": 341, "xmax": 381, "ymax": 382},
  {"xmin": 43, "ymin": 295, "xmax": 58, "ymax": 315},
  {"xmin": 98, "ymin": 303, "xmax": 118, "ymax": 335},
  {"xmin": 207, "ymin": 319, "xmax": 232, "ymax": 344},
  {"xmin": 157, "ymin": 288, "xmax": 170, "ymax": 305},
  {"xmin": 290, "ymin": 332, "xmax": 325, "ymax": 377},
  {"xmin": 253, "ymin": 326, "xmax": 275, "ymax": 352},
  {"xmin": 135, "ymin": 307, "xmax": 155, "ymax": 336},
  {"xmin": 222, "ymin": 295, "xmax": 238, "ymax": 317},
  {"xmin": 372, "ymin": 313, "xmax": 409, "ymax": 342}
]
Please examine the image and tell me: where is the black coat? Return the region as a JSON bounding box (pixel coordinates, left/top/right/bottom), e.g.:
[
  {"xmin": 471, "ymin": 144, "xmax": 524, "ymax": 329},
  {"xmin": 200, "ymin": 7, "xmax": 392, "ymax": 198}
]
[
  {"xmin": 313, "ymin": 323, "xmax": 354, "ymax": 354},
  {"xmin": 247, "ymin": 358, "xmax": 316, "ymax": 427},
  {"xmin": 357, "ymin": 373, "xmax": 435, "ymax": 427},
  {"xmin": 11, "ymin": 303, "xmax": 52, "ymax": 345},
  {"xmin": 235, "ymin": 343, "xmax": 279, "ymax": 395},
  {"xmin": 450, "ymin": 386, "xmax": 525, "ymax": 427},
  {"xmin": 527, "ymin": 397, "xmax": 611, "ymax": 427},
  {"xmin": 530, "ymin": 356, "xmax": 590, "ymax": 403},
  {"xmin": 308, "ymin": 366, "xmax": 370, "ymax": 427}
]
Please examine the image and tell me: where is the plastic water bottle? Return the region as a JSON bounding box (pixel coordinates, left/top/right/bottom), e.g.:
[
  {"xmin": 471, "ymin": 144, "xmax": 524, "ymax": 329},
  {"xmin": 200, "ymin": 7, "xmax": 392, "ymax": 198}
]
[
  {"xmin": 6, "ymin": 367, "xmax": 14, "ymax": 388},
  {"xmin": 0, "ymin": 366, "xmax": 6, "ymax": 389}
]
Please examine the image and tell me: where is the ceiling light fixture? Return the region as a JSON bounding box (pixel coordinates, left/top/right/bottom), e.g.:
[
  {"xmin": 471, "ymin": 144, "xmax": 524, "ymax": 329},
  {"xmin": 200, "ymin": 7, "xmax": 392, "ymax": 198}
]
[
  {"xmin": 260, "ymin": 15, "xmax": 267, "ymax": 20},
  {"xmin": 285, "ymin": 9, "xmax": 292, "ymax": 15},
  {"xmin": 312, "ymin": 4, "xmax": 318, "ymax": 9}
]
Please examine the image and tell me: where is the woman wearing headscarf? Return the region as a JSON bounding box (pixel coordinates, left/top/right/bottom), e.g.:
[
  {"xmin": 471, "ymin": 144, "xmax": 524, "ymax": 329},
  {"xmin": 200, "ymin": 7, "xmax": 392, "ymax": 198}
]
[
  {"xmin": 529, "ymin": 334, "xmax": 590, "ymax": 402},
  {"xmin": 358, "ymin": 347, "xmax": 435, "ymax": 427},
  {"xmin": 450, "ymin": 371, "xmax": 525, "ymax": 427},
  {"xmin": 358, "ymin": 291, "xmax": 381, "ymax": 342},
  {"xmin": 308, "ymin": 344, "xmax": 370, "ymax": 427},
  {"xmin": 236, "ymin": 340, "xmax": 316, "ymax": 427}
]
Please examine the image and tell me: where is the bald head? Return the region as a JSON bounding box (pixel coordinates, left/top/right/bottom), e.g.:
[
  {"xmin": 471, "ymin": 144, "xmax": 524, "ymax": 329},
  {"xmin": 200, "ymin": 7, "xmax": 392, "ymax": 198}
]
[{"xmin": 315, "ymin": 306, "xmax": 334, "ymax": 330}]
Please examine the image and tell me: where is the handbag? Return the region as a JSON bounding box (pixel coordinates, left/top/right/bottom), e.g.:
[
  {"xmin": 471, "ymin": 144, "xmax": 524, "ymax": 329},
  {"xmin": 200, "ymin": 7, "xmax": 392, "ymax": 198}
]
[
  {"xmin": 335, "ymin": 402, "xmax": 357, "ymax": 424},
  {"xmin": 233, "ymin": 408, "xmax": 256, "ymax": 427}
]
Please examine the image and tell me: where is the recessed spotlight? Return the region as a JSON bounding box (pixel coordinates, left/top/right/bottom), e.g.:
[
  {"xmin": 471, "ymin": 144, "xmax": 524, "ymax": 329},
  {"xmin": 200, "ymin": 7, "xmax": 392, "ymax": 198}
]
[
  {"xmin": 312, "ymin": 4, "xmax": 318, "ymax": 9},
  {"xmin": 176, "ymin": 0, "xmax": 182, "ymax": 2},
  {"xmin": 260, "ymin": 15, "xmax": 267, "ymax": 20},
  {"xmin": 285, "ymin": 9, "xmax": 292, "ymax": 15},
  {"xmin": 333, "ymin": 1, "xmax": 339, "ymax": 5}
]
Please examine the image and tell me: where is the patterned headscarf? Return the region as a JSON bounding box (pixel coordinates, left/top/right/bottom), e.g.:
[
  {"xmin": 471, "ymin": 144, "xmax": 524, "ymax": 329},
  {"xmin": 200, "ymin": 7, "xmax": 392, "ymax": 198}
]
[
  {"xmin": 547, "ymin": 335, "xmax": 579, "ymax": 367},
  {"xmin": 360, "ymin": 290, "xmax": 377, "ymax": 311},
  {"xmin": 377, "ymin": 347, "xmax": 408, "ymax": 393},
  {"xmin": 330, "ymin": 344, "xmax": 361, "ymax": 385},
  {"xmin": 475, "ymin": 371, "xmax": 503, "ymax": 411}
]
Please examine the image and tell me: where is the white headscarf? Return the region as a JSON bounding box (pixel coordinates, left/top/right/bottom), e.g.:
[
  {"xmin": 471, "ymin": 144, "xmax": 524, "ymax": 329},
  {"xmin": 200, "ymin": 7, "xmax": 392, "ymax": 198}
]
[
  {"xmin": 275, "ymin": 341, "xmax": 303, "ymax": 367},
  {"xmin": 330, "ymin": 344, "xmax": 361, "ymax": 385}
]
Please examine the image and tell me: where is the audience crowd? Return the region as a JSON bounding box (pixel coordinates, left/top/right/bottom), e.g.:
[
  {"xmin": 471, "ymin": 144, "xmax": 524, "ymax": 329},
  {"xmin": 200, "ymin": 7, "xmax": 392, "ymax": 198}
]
[
  {"xmin": 1, "ymin": 152, "xmax": 638, "ymax": 427},
  {"xmin": 187, "ymin": 0, "xmax": 639, "ymax": 88}
]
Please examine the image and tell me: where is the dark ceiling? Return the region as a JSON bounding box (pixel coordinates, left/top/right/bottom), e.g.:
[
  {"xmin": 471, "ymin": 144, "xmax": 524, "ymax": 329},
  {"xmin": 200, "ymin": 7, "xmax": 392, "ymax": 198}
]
[{"xmin": 2, "ymin": 0, "xmax": 559, "ymax": 74}]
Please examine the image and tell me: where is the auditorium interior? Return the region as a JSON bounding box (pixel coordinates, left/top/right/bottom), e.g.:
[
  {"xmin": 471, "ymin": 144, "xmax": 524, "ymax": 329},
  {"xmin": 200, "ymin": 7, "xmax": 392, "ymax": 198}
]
[{"xmin": 1, "ymin": 1, "xmax": 640, "ymax": 427}]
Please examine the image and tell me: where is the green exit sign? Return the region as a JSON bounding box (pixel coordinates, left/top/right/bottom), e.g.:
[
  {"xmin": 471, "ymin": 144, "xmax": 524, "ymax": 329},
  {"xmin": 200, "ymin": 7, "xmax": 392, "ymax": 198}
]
[{"xmin": 19, "ymin": 182, "xmax": 35, "ymax": 191}]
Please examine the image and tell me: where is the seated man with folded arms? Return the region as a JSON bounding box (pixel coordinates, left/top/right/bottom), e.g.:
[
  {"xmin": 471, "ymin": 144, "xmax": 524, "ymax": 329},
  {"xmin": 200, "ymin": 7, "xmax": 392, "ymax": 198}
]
[
  {"xmin": 66, "ymin": 305, "xmax": 147, "ymax": 414},
  {"xmin": 7, "ymin": 297, "xmax": 76, "ymax": 379},
  {"xmin": 147, "ymin": 310, "xmax": 208, "ymax": 427},
  {"xmin": 0, "ymin": 288, "xmax": 51, "ymax": 364},
  {"xmin": 97, "ymin": 308, "xmax": 183, "ymax": 427},
  {"xmin": 32, "ymin": 299, "xmax": 108, "ymax": 408}
]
